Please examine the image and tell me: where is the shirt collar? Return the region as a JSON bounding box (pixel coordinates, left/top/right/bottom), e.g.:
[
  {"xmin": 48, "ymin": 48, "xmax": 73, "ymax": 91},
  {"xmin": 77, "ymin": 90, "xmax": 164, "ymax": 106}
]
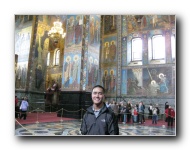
[{"xmin": 92, "ymin": 103, "xmax": 104, "ymax": 111}]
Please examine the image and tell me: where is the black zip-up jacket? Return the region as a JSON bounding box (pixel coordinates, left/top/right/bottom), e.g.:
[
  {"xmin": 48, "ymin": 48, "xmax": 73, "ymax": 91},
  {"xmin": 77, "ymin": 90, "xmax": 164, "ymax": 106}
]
[{"xmin": 80, "ymin": 103, "xmax": 119, "ymax": 135}]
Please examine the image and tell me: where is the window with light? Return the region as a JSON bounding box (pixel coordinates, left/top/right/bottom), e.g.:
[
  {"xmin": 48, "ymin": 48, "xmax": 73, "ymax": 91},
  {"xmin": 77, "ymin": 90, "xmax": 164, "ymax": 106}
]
[
  {"xmin": 55, "ymin": 50, "xmax": 60, "ymax": 66},
  {"xmin": 131, "ymin": 38, "xmax": 142, "ymax": 61},
  {"xmin": 171, "ymin": 35, "xmax": 175, "ymax": 60},
  {"xmin": 152, "ymin": 35, "xmax": 165, "ymax": 60}
]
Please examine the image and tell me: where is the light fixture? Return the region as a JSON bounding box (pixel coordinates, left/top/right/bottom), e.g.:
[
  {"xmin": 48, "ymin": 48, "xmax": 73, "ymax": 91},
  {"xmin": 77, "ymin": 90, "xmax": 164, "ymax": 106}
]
[{"xmin": 48, "ymin": 17, "xmax": 66, "ymax": 43}]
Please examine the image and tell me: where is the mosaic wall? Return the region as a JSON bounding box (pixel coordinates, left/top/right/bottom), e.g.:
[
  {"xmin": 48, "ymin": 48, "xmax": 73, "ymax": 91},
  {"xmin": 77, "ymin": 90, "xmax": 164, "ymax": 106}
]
[
  {"xmin": 80, "ymin": 15, "xmax": 89, "ymax": 91},
  {"xmin": 143, "ymin": 66, "xmax": 173, "ymax": 96},
  {"xmin": 121, "ymin": 66, "xmax": 174, "ymax": 97},
  {"xmin": 86, "ymin": 15, "xmax": 101, "ymax": 91},
  {"xmin": 123, "ymin": 15, "xmax": 175, "ymax": 35},
  {"xmin": 120, "ymin": 15, "xmax": 175, "ymax": 99},
  {"xmin": 62, "ymin": 53, "xmax": 81, "ymax": 90},
  {"xmin": 33, "ymin": 16, "xmax": 53, "ymax": 91},
  {"xmin": 15, "ymin": 25, "xmax": 32, "ymax": 89},
  {"xmin": 101, "ymin": 68, "xmax": 117, "ymax": 96},
  {"xmin": 102, "ymin": 36, "xmax": 117, "ymax": 63},
  {"xmin": 15, "ymin": 15, "xmax": 176, "ymax": 99},
  {"xmin": 123, "ymin": 68, "xmax": 143, "ymax": 95},
  {"xmin": 65, "ymin": 15, "xmax": 83, "ymax": 51},
  {"xmin": 101, "ymin": 15, "xmax": 118, "ymax": 97},
  {"xmin": 104, "ymin": 15, "xmax": 117, "ymax": 35},
  {"xmin": 62, "ymin": 15, "xmax": 83, "ymax": 91}
]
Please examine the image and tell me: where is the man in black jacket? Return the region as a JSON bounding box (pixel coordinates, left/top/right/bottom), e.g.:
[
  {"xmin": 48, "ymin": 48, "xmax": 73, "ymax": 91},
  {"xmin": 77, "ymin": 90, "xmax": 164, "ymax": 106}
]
[{"xmin": 80, "ymin": 85, "xmax": 119, "ymax": 135}]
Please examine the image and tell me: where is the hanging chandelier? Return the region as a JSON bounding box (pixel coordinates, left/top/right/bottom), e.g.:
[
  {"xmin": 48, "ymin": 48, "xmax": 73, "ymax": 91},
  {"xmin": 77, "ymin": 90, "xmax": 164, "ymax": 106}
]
[{"xmin": 48, "ymin": 18, "xmax": 66, "ymax": 43}]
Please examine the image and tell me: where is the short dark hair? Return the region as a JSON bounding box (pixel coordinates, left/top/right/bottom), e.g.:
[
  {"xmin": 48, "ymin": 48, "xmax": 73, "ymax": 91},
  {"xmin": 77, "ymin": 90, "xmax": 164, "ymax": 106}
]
[{"xmin": 92, "ymin": 85, "xmax": 105, "ymax": 94}]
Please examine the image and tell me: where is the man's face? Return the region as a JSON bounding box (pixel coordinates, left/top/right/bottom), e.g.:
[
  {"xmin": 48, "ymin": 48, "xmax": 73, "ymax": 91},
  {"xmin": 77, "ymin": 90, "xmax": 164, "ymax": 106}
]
[{"xmin": 92, "ymin": 87, "xmax": 104, "ymax": 105}]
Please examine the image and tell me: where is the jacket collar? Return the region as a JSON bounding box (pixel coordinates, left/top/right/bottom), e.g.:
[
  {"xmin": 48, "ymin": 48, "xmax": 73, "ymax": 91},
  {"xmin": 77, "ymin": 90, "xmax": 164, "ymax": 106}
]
[{"xmin": 87, "ymin": 103, "xmax": 107, "ymax": 114}]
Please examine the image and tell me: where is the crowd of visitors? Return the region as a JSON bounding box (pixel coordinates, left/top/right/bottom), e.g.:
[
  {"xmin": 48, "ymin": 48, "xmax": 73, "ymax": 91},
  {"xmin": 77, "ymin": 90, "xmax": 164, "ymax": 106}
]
[
  {"xmin": 106, "ymin": 99, "xmax": 175, "ymax": 126},
  {"xmin": 15, "ymin": 92, "xmax": 175, "ymax": 128}
]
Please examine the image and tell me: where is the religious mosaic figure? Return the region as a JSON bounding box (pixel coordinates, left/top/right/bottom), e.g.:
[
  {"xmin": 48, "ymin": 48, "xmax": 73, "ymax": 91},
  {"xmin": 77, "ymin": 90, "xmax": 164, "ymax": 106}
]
[
  {"xmin": 141, "ymin": 16, "xmax": 147, "ymax": 28},
  {"xmin": 109, "ymin": 70, "xmax": 116, "ymax": 92},
  {"xmin": 64, "ymin": 56, "xmax": 72, "ymax": 88},
  {"xmin": 58, "ymin": 75, "xmax": 62, "ymax": 89},
  {"xmin": 37, "ymin": 37, "xmax": 43, "ymax": 64},
  {"xmin": 21, "ymin": 64, "xmax": 27, "ymax": 88},
  {"xmin": 66, "ymin": 16, "xmax": 75, "ymax": 47},
  {"xmin": 93, "ymin": 59, "xmax": 99, "ymax": 86},
  {"xmin": 127, "ymin": 78, "xmax": 136, "ymax": 95},
  {"xmin": 148, "ymin": 80, "xmax": 159, "ymax": 96},
  {"xmin": 94, "ymin": 20, "xmax": 100, "ymax": 45},
  {"xmin": 88, "ymin": 56, "xmax": 94, "ymax": 89},
  {"xmin": 111, "ymin": 15, "xmax": 116, "ymax": 31},
  {"xmin": 35, "ymin": 65, "xmax": 43, "ymax": 89},
  {"xmin": 90, "ymin": 17, "xmax": 95, "ymax": 44},
  {"xmin": 75, "ymin": 15, "xmax": 82, "ymax": 45},
  {"xmin": 104, "ymin": 42, "xmax": 110, "ymax": 61},
  {"xmin": 127, "ymin": 16, "xmax": 137, "ymax": 33},
  {"xmin": 15, "ymin": 33, "xmax": 22, "ymax": 53},
  {"xmin": 158, "ymin": 73, "xmax": 169, "ymax": 93},
  {"xmin": 102, "ymin": 70, "xmax": 110, "ymax": 93},
  {"xmin": 127, "ymin": 73, "xmax": 142, "ymax": 95},
  {"xmin": 152, "ymin": 15, "xmax": 158, "ymax": 28},
  {"xmin": 16, "ymin": 66, "xmax": 22, "ymax": 88},
  {"xmin": 109, "ymin": 41, "xmax": 116, "ymax": 61},
  {"xmin": 72, "ymin": 55, "xmax": 79, "ymax": 88}
]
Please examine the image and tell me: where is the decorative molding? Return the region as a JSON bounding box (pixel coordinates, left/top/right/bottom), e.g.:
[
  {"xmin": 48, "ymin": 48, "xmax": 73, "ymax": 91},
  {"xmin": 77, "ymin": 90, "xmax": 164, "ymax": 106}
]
[{"xmin": 117, "ymin": 15, "xmax": 122, "ymax": 96}]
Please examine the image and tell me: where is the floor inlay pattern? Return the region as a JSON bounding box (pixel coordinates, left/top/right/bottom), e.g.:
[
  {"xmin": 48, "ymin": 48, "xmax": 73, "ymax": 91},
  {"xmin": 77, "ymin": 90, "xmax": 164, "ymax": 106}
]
[{"xmin": 15, "ymin": 120, "xmax": 175, "ymax": 136}]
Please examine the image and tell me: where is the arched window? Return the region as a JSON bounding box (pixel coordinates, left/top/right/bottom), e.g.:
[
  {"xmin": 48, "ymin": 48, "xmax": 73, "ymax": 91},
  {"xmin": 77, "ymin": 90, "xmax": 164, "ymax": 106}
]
[
  {"xmin": 132, "ymin": 38, "xmax": 142, "ymax": 61},
  {"xmin": 54, "ymin": 49, "xmax": 60, "ymax": 66},
  {"xmin": 152, "ymin": 35, "xmax": 165, "ymax": 60},
  {"xmin": 171, "ymin": 35, "xmax": 175, "ymax": 60},
  {"xmin": 47, "ymin": 52, "xmax": 50, "ymax": 66}
]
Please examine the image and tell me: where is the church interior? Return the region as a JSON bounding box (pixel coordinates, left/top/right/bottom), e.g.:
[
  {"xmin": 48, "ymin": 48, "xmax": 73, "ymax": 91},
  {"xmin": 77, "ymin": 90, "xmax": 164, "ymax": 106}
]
[{"xmin": 15, "ymin": 15, "xmax": 176, "ymax": 136}]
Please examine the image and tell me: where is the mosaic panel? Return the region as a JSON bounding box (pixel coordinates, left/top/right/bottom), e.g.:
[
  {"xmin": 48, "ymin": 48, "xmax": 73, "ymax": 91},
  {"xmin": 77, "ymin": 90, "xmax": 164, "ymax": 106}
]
[
  {"xmin": 143, "ymin": 67, "xmax": 173, "ymax": 96},
  {"xmin": 15, "ymin": 26, "xmax": 32, "ymax": 89},
  {"xmin": 62, "ymin": 52, "xmax": 81, "ymax": 90},
  {"xmin": 65, "ymin": 15, "xmax": 83, "ymax": 52}
]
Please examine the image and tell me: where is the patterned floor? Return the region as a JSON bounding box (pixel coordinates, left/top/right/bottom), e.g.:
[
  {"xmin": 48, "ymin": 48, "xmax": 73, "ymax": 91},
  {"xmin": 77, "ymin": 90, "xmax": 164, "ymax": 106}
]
[{"xmin": 15, "ymin": 120, "xmax": 176, "ymax": 136}]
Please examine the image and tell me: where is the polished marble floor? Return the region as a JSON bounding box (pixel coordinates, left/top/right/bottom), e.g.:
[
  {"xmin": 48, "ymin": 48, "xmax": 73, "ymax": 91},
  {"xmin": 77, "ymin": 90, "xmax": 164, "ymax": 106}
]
[{"xmin": 15, "ymin": 120, "xmax": 176, "ymax": 136}]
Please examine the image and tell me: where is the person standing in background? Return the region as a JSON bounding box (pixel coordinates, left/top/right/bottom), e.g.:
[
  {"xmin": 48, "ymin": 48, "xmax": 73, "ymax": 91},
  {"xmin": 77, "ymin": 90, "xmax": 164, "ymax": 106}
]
[
  {"xmin": 132, "ymin": 106, "xmax": 138, "ymax": 123},
  {"xmin": 148, "ymin": 103, "xmax": 153, "ymax": 119},
  {"xmin": 110, "ymin": 100, "xmax": 119, "ymax": 122},
  {"xmin": 126, "ymin": 101, "xmax": 132, "ymax": 122},
  {"xmin": 141, "ymin": 101, "xmax": 145, "ymax": 123},
  {"xmin": 15, "ymin": 96, "xmax": 19, "ymax": 118},
  {"xmin": 165, "ymin": 102, "xmax": 169, "ymax": 122},
  {"xmin": 165, "ymin": 105, "xmax": 175, "ymax": 127},
  {"xmin": 138, "ymin": 102, "xmax": 143, "ymax": 124},
  {"xmin": 152, "ymin": 104, "xmax": 159, "ymax": 124},
  {"xmin": 19, "ymin": 97, "xmax": 29, "ymax": 120},
  {"xmin": 155, "ymin": 104, "xmax": 160, "ymax": 122}
]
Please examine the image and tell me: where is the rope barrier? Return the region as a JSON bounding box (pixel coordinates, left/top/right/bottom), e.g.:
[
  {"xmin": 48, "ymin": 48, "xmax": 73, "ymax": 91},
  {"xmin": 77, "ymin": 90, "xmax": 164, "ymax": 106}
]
[
  {"xmin": 16, "ymin": 107, "xmax": 175, "ymax": 116},
  {"xmin": 15, "ymin": 107, "xmax": 175, "ymax": 130},
  {"xmin": 15, "ymin": 119, "xmax": 35, "ymax": 135},
  {"xmin": 15, "ymin": 106, "xmax": 175, "ymax": 136},
  {"xmin": 15, "ymin": 108, "xmax": 174, "ymax": 118}
]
